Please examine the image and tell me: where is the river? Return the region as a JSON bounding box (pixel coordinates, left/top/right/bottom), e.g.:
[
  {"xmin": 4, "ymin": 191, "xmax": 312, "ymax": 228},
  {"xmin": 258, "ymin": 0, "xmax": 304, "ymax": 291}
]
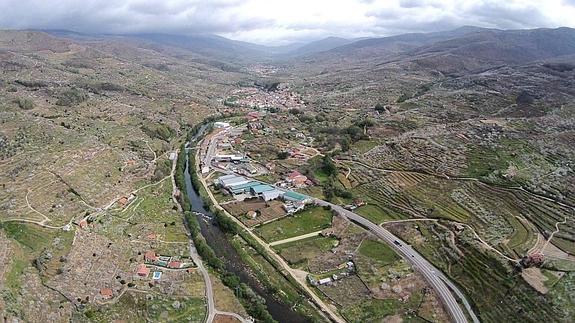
[{"xmin": 183, "ymin": 125, "xmax": 309, "ymax": 323}]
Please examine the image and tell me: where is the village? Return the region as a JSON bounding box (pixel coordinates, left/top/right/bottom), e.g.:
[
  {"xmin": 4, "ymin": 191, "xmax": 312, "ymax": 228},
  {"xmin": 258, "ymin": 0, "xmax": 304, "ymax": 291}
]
[{"xmin": 222, "ymin": 84, "xmax": 306, "ymax": 111}]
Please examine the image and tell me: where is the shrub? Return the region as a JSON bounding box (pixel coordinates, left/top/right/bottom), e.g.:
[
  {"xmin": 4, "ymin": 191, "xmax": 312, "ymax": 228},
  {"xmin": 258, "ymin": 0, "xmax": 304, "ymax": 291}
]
[
  {"xmin": 56, "ymin": 88, "xmax": 88, "ymax": 106},
  {"xmin": 141, "ymin": 123, "xmax": 176, "ymax": 142},
  {"xmin": 16, "ymin": 98, "xmax": 34, "ymax": 110}
]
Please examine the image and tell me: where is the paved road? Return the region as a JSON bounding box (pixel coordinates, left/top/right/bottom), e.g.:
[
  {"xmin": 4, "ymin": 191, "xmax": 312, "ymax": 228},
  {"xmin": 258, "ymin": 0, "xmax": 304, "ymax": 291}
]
[
  {"xmin": 316, "ymin": 200, "xmax": 479, "ymax": 323},
  {"xmin": 187, "ymin": 240, "xmax": 217, "ymax": 322}
]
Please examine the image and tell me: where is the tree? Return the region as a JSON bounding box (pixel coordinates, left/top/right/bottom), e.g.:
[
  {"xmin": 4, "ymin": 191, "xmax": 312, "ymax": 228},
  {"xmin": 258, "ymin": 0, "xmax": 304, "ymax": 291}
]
[
  {"xmin": 322, "ymin": 155, "xmax": 337, "ymax": 177},
  {"xmin": 375, "ymin": 103, "xmax": 386, "ymax": 113},
  {"xmin": 340, "ymin": 137, "xmax": 350, "ymax": 152},
  {"xmin": 277, "ymin": 151, "xmax": 289, "ymax": 159}
]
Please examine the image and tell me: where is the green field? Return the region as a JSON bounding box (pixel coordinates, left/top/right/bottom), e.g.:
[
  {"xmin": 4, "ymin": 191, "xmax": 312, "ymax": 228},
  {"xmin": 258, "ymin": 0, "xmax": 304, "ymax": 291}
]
[
  {"xmin": 354, "ymin": 204, "xmax": 400, "ymax": 224},
  {"xmin": 352, "ymin": 140, "xmax": 379, "ymax": 154},
  {"xmin": 81, "ymin": 293, "xmax": 206, "ymax": 322},
  {"xmin": 340, "ymin": 298, "xmax": 400, "ymax": 323},
  {"xmin": 274, "ymin": 235, "xmax": 339, "ymax": 268},
  {"xmin": 254, "ymin": 206, "xmax": 333, "ymax": 242},
  {"xmin": 357, "ymin": 239, "xmax": 399, "ymax": 265}
]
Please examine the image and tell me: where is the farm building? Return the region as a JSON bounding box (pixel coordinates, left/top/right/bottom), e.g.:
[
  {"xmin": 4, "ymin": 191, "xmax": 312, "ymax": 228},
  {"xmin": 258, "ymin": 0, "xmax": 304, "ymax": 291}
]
[
  {"xmin": 286, "ymin": 170, "xmax": 308, "ymax": 187},
  {"xmin": 144, "ymin": 250, "xmax": 158, "ymax": 262},
  {"xmin": 100, "ymin": 288, "xmax": 113, "ymax": 299},
  {"xmin": 136, "ymin": 264, "xmax": 150, "ymax": 277},
  {"xmin": 283, "ymin": 201, "xmax": 305, "ymax": 214},
  {"xmin": 168, "ymin": 261, "xmax": 182, "ymax": 269},
  {"xmin": 215, "ymin": 154, "xmax": 249, "ymax": 163},
  {"xmin": 247, "ymin": 210, "xmax": 258, "ymax": 219},
  {"xmin": 241, "ymin": 163, "xmax": 258, "ymax": 174}
]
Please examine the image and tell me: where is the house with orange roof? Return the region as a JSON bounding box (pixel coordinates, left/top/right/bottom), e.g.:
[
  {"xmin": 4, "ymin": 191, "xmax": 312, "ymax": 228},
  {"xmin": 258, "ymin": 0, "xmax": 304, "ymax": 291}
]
[
  {"xmin": 136, "ymin": 264, "xmax": 150, "ymax": 277},
  {"xmin": 144, "ymin": 250, "xmax": 158, "ymax": 262},
  {"xmin": 287, "ymin": 170, "xmax": 308, "ymax": 188},
  {"xmin": 168, "ymin": 261, "xmax": 182, "ymax": 269},
  {"xmin": 100, "ymin": 288, "xmax": 113, "ymax": 299},
  {"xmin": 118, "ymin": 197, "xmax": 129, "ymax": 207}
]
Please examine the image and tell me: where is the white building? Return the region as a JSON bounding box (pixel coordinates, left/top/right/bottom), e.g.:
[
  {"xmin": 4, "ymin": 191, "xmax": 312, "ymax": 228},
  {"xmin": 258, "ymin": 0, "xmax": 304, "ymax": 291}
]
[
  {"xmin": 218, "ymin": 174, "xmax": 250, "ymax": 188},
  {"xmin": 261, "ymin": 189, "xmax": 283, "ymax": 201},
  {"xmin": 214, "ymin": 121, "xmax": 231, "ymax": 129}
]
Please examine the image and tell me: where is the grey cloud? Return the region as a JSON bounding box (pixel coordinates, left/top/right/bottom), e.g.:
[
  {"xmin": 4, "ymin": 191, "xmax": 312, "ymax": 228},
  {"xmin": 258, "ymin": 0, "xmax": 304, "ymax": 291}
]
[
  {"xmin": 0, "ymin": 0, "xmax": 267, "ymax": 35},
  {"xmin": 0, "ymin": 0, "xmax": 571, "ymax": 44},
  {"xmin": 466, "ymin": 1, "xmax": 551, "ymax": 29}
]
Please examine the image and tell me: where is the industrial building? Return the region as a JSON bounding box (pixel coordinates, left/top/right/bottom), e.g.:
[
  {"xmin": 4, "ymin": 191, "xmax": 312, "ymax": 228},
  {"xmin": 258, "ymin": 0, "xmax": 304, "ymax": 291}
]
[
  {"xmin": 250, "ymin": 184, "xmax": 275, "ymax": 195},
  {"xmin": 261, "ymin": 189, "xmax": 283, "ymax": 201},
  {"xmin": 283, "ymin": 191, "xmax": 310, "ymax": 203},
  {"xmin": 228, "ymin": 181, "xmax": 261, "ymax": 195},
  {"xmin": 218, "ymin": 174, "xmax": 250, "ymax": 188}
]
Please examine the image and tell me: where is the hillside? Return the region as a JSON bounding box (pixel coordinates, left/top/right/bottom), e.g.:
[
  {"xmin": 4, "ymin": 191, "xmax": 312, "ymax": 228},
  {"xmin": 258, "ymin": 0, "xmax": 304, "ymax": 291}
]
[{"xmin": 0, "ymin": 30, "xmax": 251, "ymax": 321}]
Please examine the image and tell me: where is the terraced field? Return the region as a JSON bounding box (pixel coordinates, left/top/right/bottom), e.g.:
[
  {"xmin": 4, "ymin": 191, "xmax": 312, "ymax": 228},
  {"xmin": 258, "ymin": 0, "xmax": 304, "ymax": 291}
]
[
  {"xmin": 387, "ymin": 221, "xmax": 564, "ymax": 323},
  {"xmin": 349, "ymin": 164, "xmax": 573, "ymax": 260}
]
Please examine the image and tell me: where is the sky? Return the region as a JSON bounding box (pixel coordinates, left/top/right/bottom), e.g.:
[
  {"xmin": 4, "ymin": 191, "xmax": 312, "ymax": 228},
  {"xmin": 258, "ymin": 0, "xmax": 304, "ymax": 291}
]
[{"xmin": 0, "ymin": 0, "xmax": 574, "ymax": 45}]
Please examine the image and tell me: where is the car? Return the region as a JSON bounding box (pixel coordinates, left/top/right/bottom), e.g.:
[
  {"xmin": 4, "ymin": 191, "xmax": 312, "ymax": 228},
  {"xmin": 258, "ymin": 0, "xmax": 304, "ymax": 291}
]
[{"xmin": 393, "ymin": 240, "xmax": 403, "ymax": 247}]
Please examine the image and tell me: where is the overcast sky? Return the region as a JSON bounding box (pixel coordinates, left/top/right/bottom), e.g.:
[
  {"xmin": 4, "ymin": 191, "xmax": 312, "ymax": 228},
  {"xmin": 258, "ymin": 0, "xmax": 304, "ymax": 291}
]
[{"xmin": 1, "ymin": 0, "xmax": 574, "ymax": 45}]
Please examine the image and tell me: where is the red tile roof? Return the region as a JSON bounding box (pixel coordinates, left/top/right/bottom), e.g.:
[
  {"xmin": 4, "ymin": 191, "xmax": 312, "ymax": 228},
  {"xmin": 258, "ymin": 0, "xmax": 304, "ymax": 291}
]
[
  {"xmin": 168, "ymin": 261, "xmax": 182, "ymax": 269},
  {"xmin": 100, "ymin": 288, "xmax": 113, "ymax": 298},
  {"xmin": 136, "ymin": 264, "xmax": 149, "ymax": 276},
  {"xmin": 144, "ymin": 250, "xmax": 157, "ymax": 262}
]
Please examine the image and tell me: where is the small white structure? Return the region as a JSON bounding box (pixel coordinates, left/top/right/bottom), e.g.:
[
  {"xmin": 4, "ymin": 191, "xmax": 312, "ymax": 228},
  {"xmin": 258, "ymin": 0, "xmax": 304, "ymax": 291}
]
[
  {"xmin": 214, "ymin": 121, "xmax": 231, "ymax": 129},
  {"xmin": 318, "ymin": 277, "xmax": 332, "ymax": 285},
  {"xmin": 169, "ymin": 152, "xmax": 177, "ymax": 160}
]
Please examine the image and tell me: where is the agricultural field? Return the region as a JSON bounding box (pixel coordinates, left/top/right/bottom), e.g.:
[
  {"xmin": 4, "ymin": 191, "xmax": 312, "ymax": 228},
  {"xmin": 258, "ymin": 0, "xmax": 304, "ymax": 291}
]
[
  {"xmin": 354, "ymin": 204, "xmax": 401, "ymax": 224},
  {"xmin": 223, "ymin": 199, "xmax": 287, "ymax": 227},
  {"xmin": 78, "ymin": 291, "xmax": 206, "ymax": 322},
  {"xmin": 273, "ymin": 235, "xmax": 339, "ymax": 269},
  {"xmin": 311, "ymin": 236, "xmax": 447, "ymax": 323},
  {"xmin": 347, "ymin": 163, "xmax": 574, "ymax": 261},
  {"xmin": 254, "ymin": 205, "xmax": 333, "ymax": 242}
]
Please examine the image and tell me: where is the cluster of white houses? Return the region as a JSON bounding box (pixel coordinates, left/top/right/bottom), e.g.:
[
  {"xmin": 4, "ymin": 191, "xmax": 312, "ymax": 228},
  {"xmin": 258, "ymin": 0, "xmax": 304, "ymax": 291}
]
[{"xmin": 215, "ymin": 174, "xmax": 311, "ymax": 213}]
